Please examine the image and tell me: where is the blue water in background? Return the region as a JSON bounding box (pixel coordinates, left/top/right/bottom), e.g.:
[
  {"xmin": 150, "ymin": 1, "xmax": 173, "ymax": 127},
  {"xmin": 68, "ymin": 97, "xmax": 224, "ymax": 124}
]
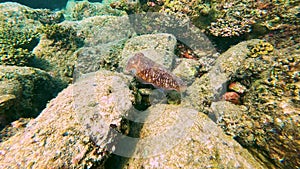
[{"xmin": 0, "ymin": 0, "xmax": 103, "ymax": 10}]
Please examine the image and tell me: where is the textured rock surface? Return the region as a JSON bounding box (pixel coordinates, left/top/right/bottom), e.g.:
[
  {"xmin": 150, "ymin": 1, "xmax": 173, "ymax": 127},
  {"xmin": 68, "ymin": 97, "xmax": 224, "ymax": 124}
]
[
  {"xmin": 0, "ymin": 70, "xmax": 133, "ymax": 168},
  {"xmin": 72, "ymin": 15, "xmax": 135, "ymax": 78},
  {"xmin": 74, "ymin": 71, "xmax": 133, "ymax": 147},
  {"xmin": 69, "ymin": 15, "xmax": 135, "ymax": 47},
  {"xmin": 0, "ymin": 66, "xmax": 61, "ymax": 128},
  {"xmin": 64, "ymin": 0, "xmax": 125, "ymax": 21},
  {"xmin": 207, "ymin": 39, "xmax": 260, "ymax": 97},
  {"xmin": 0, "ymin": 2, "xmax": 42, "ymax": 30},
  {"xmin": 173, "ymin": 58, "xmax": 200, "ymax": 85},
  {"xmin": 212, "ymin": 44, "xmax": 300, "ymax": 168},
  {"xmin": 190, "ymin": 39, "xmax": 300, "ymax": 168},
  {"xmin": 121, "ymin": 33, "xmax": 177, "ymax": 70},
  {"xmin": 124, "ymin": 104, "xmax": 265, "ymax": 168},
  {"xmin": 74, "ymin": 42, "xmax": 125, "ymax": 77},
  {"xmin": 185, "ymin": 39, "xmax": 260, "ymax": 113}
]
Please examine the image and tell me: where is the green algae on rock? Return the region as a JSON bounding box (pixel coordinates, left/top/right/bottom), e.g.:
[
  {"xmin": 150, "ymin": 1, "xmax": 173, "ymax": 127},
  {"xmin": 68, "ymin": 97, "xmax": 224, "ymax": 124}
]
[
  {"xmin": 0, "ymin": 66, "xmax": 63, "ymax": 129},
  {"xmin": 23, "ymin": 8, "xmax": 65, "ymax": 25},
  {"xmin": 37, "ymin": 24, "xmax": 84, "ymax": 50},
  {"xmin": 207, "ymin": 40, "xmax": 300, "ymax": 168},
  {"xmin": 0, "ymin": 3, "xmax": 57, "ymax": 67},
  {"xmin": 0, "ymin": 20, "xmax": 38, "ymax": 66},
  {"xmin": 64, "ymin": 0, "xmax": 126, "ymax": 21},
  {"xmin": 241, "ymin": 47, "xmax": 300, "ymax": 168},
  {"xmin": 248, "ymin": 40, "xmax": 274, "ymax": 58},
  {"xmin": 33, "ymin": 23, "xmax": 85, "ymax": 84}
]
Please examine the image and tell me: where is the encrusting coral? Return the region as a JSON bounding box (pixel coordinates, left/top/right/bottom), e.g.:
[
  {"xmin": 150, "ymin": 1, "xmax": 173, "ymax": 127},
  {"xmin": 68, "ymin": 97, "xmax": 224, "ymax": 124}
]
[{"xmin": 0, "ymin": 21, "xmax": 38, "ymax": 66}]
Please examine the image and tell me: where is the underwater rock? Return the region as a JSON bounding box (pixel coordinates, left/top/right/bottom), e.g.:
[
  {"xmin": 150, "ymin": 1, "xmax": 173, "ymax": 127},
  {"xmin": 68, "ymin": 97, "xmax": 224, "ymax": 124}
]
[
  {"xmin": 33, "ymin": 15, "xmax": 134, "ymax": 84},
  {"xmin": 32, "ymin": 23, "xmax": 83, "ymax": 84},
  {"xmin": 64, "ymin": 0, "xmax": 126, "ymax": 21},
  {"xmin": 211, "ymin": 101, "xmax": 249, "ymax": 136},
  {"xmin": 185, "ymin": 39, "xmax": 300, "ymax": 168},
  {"xmin": 208, "ymin": 41, "xmax": 300, "ymax": 168},
  {"xmin": 0, "ymin": 3, "xmax": 41, "ymax": 67},
  {"xmin": 239, "ymin": 46, "xmax": 300, "ymax": 168},
  {"xmin": 0, "ymin": 118, "xmax": 31, "ymax": 142},
  {"xmin": 125, "ymin": 104, "xmax": 265, "ymax": 168},
  {"xmin": 69, "ymin": 15, "xmax": 135, "ymax": 47},
  {"xmin": 172, "ymin": 58, "xmax": 200, "ymax": 85},
  {"xmin": 74, "ymin": 70, "xmax": 133, "ymax": 147},
  {"xmin": 0, "ymin": 2, "xmax": 42, "ymax": 31},
  {"xmin": 0, "ymin": 66, "xmax": 61, "ymax": 129},
  {"xmin": 0, "ymin": 70, "xmax": 133, "ymax": 168},
  {"xmin": 121, "ymin": 33, "xmax": 177, "ymax": 70},
  {"xmin": 185, "ymin": 39, "xmax": 260, "ymax": 112},
  {"xmin": 74, "ymin": 42, "xmax": 125, "ymax": 79},
  {"xmin": 208, "ymin": 39, "xmax": 260, "ymax": 96},
  {"xmin": 72, "ymin": 15, "xmax": 135, "ymax": 79}
]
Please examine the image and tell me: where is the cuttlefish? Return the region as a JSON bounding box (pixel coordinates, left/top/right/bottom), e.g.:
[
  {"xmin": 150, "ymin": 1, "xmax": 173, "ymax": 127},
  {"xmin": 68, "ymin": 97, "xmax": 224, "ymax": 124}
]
[{"xmin": 125, "ymin": 52, "xmax": 186, "ymax": 92}]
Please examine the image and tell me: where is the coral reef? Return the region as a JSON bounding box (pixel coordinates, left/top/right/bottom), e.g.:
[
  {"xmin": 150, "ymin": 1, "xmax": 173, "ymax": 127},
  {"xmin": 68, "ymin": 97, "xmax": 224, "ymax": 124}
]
[
  {"xmin": 248, "ymin": 40, "xmax": 274, "ymax": 58},
  {"xmin": 33, "ymin": 23, "xmax": 85, "ymax": 84},
  {"xmin": 64, "ymin": 0, "xmax": 126, "ymax": 21},
  {"xmin": 23, "ymin": 9, "xmax": 65, "ymax": 25},
  {"xmin": 0, "ymin": 1, "xmax": 298, "ymax": 168},
  {"xmin": 110, "ymin": 0, "xmax": 299, "ymax": 41},
  {"xmin": 0, "ymin": 21, "xmax": 38, "ymax": 66},
  {"xmin": 37, "ymin": 24, "xmax": 84, "ymax": 50}
]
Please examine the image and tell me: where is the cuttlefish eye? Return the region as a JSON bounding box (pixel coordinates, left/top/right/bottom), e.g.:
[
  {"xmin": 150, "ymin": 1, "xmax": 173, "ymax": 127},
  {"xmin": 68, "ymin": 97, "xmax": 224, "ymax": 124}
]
[{"xmin": 129, "ymin": 68, "xmax": 137, "ymax": 75}]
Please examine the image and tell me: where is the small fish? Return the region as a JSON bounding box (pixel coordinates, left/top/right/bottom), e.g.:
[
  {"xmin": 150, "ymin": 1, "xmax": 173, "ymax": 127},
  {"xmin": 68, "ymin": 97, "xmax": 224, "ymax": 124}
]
[{"xmin": 125, "ymin": 52, "xmax": 186, "ymax": 92}]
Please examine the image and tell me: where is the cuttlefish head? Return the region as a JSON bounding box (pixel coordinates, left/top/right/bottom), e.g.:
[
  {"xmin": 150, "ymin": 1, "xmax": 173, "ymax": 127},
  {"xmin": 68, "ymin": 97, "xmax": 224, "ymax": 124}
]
[{"xmin": 125, "ymin": 52, "xmax": 144, "ymax": 75}]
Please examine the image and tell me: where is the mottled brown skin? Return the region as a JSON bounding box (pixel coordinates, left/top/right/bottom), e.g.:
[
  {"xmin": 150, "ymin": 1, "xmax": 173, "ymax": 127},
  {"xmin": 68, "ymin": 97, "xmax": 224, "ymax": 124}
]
[{"xmin": 126, "ymin": 53, "xmax": 186, "ymax": 92}]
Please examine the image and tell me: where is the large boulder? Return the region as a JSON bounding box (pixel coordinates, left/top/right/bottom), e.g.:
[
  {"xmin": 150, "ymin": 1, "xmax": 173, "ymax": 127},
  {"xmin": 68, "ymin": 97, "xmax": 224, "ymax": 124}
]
[
  {"xmin": 0, "ymin": 70, "xmax": 133, "ymax": 168},
  {"xmin": 123, "ymin": 104, "xmax": 265, "ymax": 168},
  {"xmin": 188, "ymin": 39, "xmax": 300, "ymax": 168},
  {"xmin": 0, "ymin": 66, "xmax": 61, "ymax": 128}
]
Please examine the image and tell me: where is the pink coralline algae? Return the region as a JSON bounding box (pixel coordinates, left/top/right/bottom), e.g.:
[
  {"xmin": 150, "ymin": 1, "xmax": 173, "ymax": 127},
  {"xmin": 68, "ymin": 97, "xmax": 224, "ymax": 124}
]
[
  {"xmin": 125, "ymin": 52, "xmax": 186, "ymax": 92},
  {"xmin": 222, "ymin": 92, "xmax": 240, "ymax": 105}
]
